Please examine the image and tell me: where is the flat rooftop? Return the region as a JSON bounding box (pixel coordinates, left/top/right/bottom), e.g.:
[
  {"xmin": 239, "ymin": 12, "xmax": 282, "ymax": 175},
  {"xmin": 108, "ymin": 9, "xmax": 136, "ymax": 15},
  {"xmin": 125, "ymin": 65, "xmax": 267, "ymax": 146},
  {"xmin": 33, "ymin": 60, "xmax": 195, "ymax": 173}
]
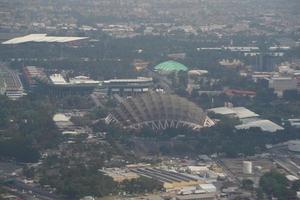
[
  {"xmin": 132, "ymin": 168, "xmax": 199, "ymax": 184},
  {"xmin": 2, "ymin": 34, "xmax": 88, "ymax": 44},
  {"xmin": 208, "ymin": 106, "xmax": 259, "ymax": 119},
  {"xmin": 103, "ymin": 77, "xmax": 153, "ymax": 84},
  {"xmin": 235, "ymin": 119, "xmax": 284, "ymax": 132}
]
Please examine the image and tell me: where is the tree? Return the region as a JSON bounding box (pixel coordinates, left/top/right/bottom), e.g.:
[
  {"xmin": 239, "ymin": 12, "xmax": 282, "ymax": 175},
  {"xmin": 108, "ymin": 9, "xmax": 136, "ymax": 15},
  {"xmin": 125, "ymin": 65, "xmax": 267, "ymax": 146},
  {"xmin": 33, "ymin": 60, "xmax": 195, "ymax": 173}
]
[
  {"xmin": 283, "ymin": 90, "xmax": 300, "ymax": 101},
  {"xmin": 122, "ymin": 177, "xmax": 162, "ymax": 194},
  {"xmin": 242, "ymin": 179, "xmax": 254, "ymax": 191},
  {"xmin": 292, "ymin": 180, "xmax": 300, "ymax": 191},
  {"xmin": 259, "ymin": 170, "xmax": 296, "ymax": 200}
]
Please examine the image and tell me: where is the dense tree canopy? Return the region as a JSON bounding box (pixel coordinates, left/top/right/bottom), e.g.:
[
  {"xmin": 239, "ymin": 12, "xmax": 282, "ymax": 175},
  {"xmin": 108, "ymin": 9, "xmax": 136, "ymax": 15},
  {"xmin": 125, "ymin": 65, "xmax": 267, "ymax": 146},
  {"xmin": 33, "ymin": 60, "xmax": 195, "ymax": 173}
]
[
  {"xmin": 0, "ymin": 95, "xmax": 58, "ymax": 162},
  {"xmin": 259, "ymin": 170, "xmax": 296, "ymax": 200}
]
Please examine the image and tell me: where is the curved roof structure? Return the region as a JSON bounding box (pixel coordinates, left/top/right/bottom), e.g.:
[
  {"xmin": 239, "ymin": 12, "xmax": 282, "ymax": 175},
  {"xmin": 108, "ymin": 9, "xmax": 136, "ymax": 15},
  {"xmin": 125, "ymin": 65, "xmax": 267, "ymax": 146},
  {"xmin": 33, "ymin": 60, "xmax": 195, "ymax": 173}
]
[
  {"xmin": 53, "ymin": 113, "xmax": 70, "ymax": 122},
  {"xmin": 105, "ymin": 93, "xmax": 215, "ymax": 131},
  {"xmin": 154, "ymin": 60, "xmax": 188, "ymax": 72}
]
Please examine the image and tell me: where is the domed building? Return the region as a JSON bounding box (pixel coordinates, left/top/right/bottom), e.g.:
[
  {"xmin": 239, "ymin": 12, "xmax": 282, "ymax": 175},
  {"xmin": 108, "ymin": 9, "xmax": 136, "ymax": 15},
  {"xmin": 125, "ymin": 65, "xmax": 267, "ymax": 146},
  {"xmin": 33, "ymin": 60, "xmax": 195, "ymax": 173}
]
[
  {"xmin": 154, "ymin": 60, "xmax": 188, "ymax": 74},
  {"xmin": 105, "ymin": 92, "xmax": 215, "ymax": 131}
]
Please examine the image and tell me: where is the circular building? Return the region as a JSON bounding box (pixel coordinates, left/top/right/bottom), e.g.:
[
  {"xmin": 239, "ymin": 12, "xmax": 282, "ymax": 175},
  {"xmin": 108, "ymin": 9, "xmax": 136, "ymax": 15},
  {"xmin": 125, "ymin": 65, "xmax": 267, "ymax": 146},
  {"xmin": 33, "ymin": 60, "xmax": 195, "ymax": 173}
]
[
  {"xmin": 105, "ymin": 92, "xmax": 215, "ymax": 131},
  {"xmin": 154, "ymin": 60, "xmax": 188, "ymax": 74}
]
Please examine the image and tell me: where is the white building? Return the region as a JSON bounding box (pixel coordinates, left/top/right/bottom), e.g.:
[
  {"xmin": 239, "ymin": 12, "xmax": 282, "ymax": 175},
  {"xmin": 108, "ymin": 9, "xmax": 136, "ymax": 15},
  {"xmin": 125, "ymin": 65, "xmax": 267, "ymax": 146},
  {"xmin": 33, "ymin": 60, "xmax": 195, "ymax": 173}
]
[
  {"xmin": 235, "ymin": 120, "xmax": 284, "ymax": 133},
  {"xmin": 209, "ymin": 106, "xmax": 284, "ymax": 133},
  {"xmin": 69, "ymin": 76, "xmax": 100, "ymax": 85},
  {"xmin": 288, "ymin": 119, "xmax": 300, "ymax": 128},
  {"xmin": 208, "ymin": 107, "xmax": 259, "ymax": 120},
  {"xmin": 287, "ymin": 140, "xmax": 300, "ymax": 152},
  {"xmin": 52, "ymin": 113, "xmax": 74, "ymax": 129},
  {"xmin": 243, "ymin": 161, "xmax": 252, "ymax": 174},
  {"xmin": 269, "ymin": 77, "xmax": 298, "ymax": 96},
  {"xmin": 49, "ymin": 74, "xmax": 67, "ymax": 85}
]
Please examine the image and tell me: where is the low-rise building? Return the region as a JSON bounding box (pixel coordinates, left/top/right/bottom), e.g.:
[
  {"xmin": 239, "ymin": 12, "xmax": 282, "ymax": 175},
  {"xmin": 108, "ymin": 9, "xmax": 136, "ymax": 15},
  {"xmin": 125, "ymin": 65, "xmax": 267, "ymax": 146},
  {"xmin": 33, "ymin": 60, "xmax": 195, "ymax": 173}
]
[
  {"xmin": 131, "ymin": 168, "xmax": 205, "ymax": 191},
  {"xmin": 102, "ymin": 77, "xmax": 153, "ymax": 96},
  {"xmin": 0, "ymin": 66, "xmax": 24, "ymax": 100},
  {"xmin": 209, "ymin": 106, "xmax": 284, "ymax": 132},
  {"xmin": 22, "ymin": 66, "xmax": 47, "ymax": 89},
  {"xmin": 176, "ymin": 193, "xmax": 217, "ymax": 200},
  {"xmin": 269, "ymin": 77, "xmax": 298, "ymax": 96},
  {"xmin": 288, "ymin": 119, "xmax": 300, "ymax": 128},
  {"xmin": 235, "ymin": 119, "xmax": 284, "ymax": 133},
  {"xmin": 99, "ymin": 168, "xmax": 140, "ymax": 183},
  {"xmin": 208, "ymin": 106, "xmax": 259, "ymax": 120}
]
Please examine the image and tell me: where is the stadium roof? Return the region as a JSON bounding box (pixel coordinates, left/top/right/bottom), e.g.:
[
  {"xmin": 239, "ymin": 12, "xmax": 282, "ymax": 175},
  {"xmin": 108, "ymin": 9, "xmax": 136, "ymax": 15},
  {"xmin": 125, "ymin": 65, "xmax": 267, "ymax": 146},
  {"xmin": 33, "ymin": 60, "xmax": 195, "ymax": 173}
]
[
  {"xmin": 106, "ymin": 92, "xmax": 215, "ymax": 130},
  {"xmin": 154, "ymin": 60, "xmax": 188, "ymax": 72},
  {"xmin": 2, "ymin": 34, "xmax": 88, "ymax": 44}
]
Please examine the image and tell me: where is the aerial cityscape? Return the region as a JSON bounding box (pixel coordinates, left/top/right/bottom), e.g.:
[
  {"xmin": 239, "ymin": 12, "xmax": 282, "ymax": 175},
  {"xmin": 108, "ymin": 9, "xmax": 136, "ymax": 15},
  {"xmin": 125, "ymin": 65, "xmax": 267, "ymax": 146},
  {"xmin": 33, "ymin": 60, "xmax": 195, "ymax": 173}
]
[{"xmin": 0, "ymin": 0, "xmax": 300, "ymax": 200}]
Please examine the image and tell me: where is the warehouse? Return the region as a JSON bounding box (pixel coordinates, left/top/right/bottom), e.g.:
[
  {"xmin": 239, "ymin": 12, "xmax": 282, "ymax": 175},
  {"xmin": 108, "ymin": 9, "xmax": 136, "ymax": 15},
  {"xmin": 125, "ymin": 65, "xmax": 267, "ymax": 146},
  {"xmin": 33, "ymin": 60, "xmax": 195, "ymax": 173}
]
[
  {"xmin": 208, "ymin": 106, "xmax": 259, "ymax": 120},
  {"xmin": 235, "ymin": 120, "xmax": 284, "ymax": 133},
  {"xmin": 131, "ymin": 168, "xmax": 205, "ymax": 191}
]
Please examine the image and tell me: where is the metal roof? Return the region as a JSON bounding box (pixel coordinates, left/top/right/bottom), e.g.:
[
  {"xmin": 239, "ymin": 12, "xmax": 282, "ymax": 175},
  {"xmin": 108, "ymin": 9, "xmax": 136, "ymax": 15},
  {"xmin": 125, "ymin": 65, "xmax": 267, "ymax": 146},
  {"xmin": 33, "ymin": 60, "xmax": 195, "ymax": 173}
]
[
  {"xmin": 154, "ymin": 60, "xmax": 188, "ymax": 72},
  {"xmin": 106, "ymin": 92, "xmax": 215, "ymax": 130},
  {"xmin": 208, "ymin": 106, "xmax": 259, "ymax": 119},
  {"xmin": 235, "ymin": 120, "xmax": 284, "ymax": 132},
  {"xmin": 2, "ymin": 34, "xmax": 88, "ymax": 44},
  {"xmin": 230, "ymin": 107, "xmax": 259, "ymax": 119}
]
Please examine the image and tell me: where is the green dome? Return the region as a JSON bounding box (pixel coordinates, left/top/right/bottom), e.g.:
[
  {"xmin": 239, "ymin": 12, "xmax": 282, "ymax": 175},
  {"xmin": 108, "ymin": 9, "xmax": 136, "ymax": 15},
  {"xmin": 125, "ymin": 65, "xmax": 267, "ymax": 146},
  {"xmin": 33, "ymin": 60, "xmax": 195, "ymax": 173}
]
[{"xmin": 154, "ymin": 60, "xmax": 188, "ymax": 72}]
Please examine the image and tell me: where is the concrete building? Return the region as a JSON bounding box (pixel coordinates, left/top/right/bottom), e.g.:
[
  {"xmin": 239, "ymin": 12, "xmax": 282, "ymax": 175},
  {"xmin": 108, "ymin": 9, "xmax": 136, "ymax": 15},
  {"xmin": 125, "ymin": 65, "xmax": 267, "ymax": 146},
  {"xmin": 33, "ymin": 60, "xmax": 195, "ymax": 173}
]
[
  {"xmin": 37, "ymin": 73, "xmax": 99, "ymax": 96},
  {"xmin": 0, "ymin": 66, "xmax": 24, "ymax": 100},
  {"xmin": 49, "ymin": 74, "xmax": 67, "ymax": 85},
  {"xmin": 99, "ymin": 168, "xmax": 140, "ymax": 183},
  {"xmin": 102, "ymin": 77, "xmax": 153, "ymax": 96},
  {"xmin": 176, "ymin": 193, "xmax": 217, "ymax": 200},
  {"xmin": 187, "ymin": 166, "xmax": 210, "ymax": 174},
  {"xmin": 269, "ymin": 77, "xmax": 298, "ymax": 96},
  {"xmin": 52, "ymin": 113, "xmax": 73, "ymax": 130},
  {"xmin": 131, "ymin": 168, "xmax": 205, "ymax": 191},
  {"xmin": 208, "ymin": 106, "xmax": 259, "ymax": 120},
  {"xmin": 209, "ymin": 106, "xmax": 284, "ymax": 132},
  {"xmin": 288, "ymin": 119, "xmax": 300, "ymax": 128},
  {"xmin": 243, "ymin": 161, "xmax": 252, "ymax": 174},
  {"xmin": 287, "ymin": 140, "xmax": 300, "ymax": 153},
  {"xmin": 235, "ymin": 120, "xmax": 284, "ymax": 133},
  {"xmin": 22, "ymin": 66, "xmax": 47, "ymax": 89}
]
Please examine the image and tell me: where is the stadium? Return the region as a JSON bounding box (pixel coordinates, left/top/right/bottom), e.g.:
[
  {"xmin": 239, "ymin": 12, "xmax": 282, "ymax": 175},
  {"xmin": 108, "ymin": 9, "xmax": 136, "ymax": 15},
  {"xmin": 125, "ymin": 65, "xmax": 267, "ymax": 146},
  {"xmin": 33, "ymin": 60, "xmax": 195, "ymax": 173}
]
[{"xmin": 105, "ymin": 92, "xmax": 215, "ymax": 131}]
